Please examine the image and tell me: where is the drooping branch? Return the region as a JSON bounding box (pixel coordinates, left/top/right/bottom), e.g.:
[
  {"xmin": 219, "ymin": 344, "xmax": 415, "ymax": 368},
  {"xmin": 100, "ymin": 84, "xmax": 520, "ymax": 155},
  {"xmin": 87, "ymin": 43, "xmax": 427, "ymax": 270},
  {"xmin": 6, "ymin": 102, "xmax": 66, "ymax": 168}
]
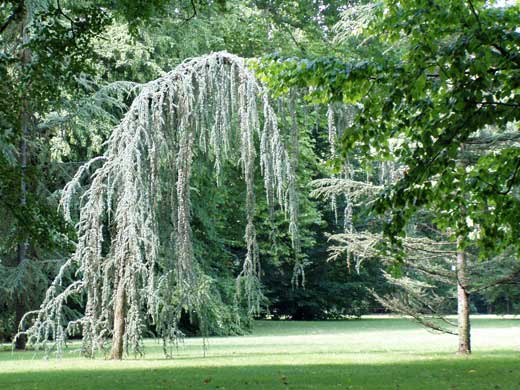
[{"xmin": 17, "ymin": 52, "xmax": 299, "ymax": 358}]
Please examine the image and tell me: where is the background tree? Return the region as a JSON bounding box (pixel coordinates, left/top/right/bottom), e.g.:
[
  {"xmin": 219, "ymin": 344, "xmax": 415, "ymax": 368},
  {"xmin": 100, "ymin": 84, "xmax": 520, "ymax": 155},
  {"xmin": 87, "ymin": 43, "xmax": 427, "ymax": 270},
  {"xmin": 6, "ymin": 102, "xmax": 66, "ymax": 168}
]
[
  {"xmin": 257, "ymin": 0, "xmax": 520, "ymax": 354},
  {"xmin": 259, "ymin": 0, "xmax": 520, "ymax": 256},
  {"xmin": 0, "ymin": 0, "xmax": 227, "ymax": 349},
  {"xmin": 3, "ymin": 0, "xmax": 384, "ymax": 349}
]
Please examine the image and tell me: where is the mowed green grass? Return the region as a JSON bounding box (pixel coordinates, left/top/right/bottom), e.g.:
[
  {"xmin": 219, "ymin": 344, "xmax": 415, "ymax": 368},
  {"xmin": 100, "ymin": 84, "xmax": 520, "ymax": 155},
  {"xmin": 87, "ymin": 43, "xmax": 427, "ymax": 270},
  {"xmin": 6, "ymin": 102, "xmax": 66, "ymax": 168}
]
[{"xmin": 1, "ymin": 317, "xmax": 519, "ymax": 389}]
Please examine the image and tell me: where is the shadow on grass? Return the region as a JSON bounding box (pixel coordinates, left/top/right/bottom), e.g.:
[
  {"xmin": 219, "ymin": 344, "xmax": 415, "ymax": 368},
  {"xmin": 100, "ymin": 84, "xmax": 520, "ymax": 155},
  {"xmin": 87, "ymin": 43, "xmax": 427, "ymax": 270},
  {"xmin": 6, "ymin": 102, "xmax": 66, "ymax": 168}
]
[{"xmin": 1, "ymin": 355, "xmax": 519, "ymax": 390}]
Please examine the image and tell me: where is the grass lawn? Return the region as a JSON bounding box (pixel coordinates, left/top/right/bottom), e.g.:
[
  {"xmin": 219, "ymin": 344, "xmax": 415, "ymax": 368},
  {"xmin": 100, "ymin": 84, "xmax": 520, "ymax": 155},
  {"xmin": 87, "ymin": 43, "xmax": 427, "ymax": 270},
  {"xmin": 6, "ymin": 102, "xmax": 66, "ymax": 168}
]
[{"xmin": 1, "ymin": 316, "xmax": 519, "ymax": 389}]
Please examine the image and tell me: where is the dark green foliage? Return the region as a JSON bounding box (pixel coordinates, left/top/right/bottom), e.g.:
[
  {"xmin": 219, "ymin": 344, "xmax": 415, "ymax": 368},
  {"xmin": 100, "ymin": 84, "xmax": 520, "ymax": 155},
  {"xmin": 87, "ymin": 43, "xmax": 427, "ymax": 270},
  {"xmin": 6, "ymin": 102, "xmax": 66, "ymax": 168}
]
[
  {"xmin": 264, "ymin": 249, "xmax": 388, "ymax": 319},
  {"xmin": 2, "ymin": 0, "xmax": 520, "ymax": 348},
  {"xmin": 0, "ymin": 0, "xmax": 232, "ymax": 343},
  {"xmin": 258, "ymin": 1, "xmax": 520, "ymax": 257}
]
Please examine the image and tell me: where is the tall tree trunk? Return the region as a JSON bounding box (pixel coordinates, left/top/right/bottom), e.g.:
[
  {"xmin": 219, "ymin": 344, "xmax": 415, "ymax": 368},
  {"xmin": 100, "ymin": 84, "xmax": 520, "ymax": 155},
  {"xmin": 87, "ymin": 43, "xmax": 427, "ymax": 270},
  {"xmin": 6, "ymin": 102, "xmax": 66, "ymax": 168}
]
[
  {"xmin": 14, "ymin": 8, "xmax": 31, "ymax": 351},
  {"xmin": 14, "ymin": 179, "xmax": 28, "ymax": 351},
  {"xmin": 456, "ymin": 240, "xmax": 471, "ymax": 354},
  {"xmin": 15, "ymin": 102, "xmax": 30, "ymax": 351},
  {"xmin": 110, "ymin": 280, "xmax": 126, "ymax": 360}
]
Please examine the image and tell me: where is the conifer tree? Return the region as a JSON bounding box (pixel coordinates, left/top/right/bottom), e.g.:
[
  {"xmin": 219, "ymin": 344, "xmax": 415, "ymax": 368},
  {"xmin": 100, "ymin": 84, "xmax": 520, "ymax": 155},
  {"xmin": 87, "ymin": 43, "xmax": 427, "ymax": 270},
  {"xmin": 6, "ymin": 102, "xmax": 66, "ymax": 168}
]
[{"xmin": 17, "ymin": 52, "xmax": 302, "ymax": 360}]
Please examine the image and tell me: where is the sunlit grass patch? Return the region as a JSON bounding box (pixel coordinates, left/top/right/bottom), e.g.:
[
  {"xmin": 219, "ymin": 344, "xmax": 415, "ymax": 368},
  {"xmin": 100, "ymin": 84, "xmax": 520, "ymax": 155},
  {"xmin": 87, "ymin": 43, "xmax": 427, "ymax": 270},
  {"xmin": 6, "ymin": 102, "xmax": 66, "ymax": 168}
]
[{"xmin": 1, "ymin": 317, "xmax": 519, "ymax": 389}]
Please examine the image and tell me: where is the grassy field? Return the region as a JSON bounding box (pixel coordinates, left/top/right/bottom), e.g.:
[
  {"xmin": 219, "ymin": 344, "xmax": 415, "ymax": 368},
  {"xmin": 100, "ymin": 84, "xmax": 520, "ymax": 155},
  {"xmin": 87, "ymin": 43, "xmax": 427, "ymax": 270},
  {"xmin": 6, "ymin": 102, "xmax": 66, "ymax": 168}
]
[{"xmin": 1, "ymin": 317, "xmax": 519, "ymax": 389}]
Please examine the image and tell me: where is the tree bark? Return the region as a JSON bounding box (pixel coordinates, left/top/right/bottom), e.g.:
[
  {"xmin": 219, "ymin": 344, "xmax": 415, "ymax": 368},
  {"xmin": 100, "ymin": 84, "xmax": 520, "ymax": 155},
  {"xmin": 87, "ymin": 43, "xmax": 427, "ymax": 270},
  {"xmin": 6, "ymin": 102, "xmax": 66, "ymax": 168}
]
[
  {"xmin": 14, "ymin": 7, "xmax": 30, "ymax": 351},
  {"xmin": 14, "ymin": 298, "xmax": 27, "ymax": 350},
  {"xmin": 14, "ymin": 104, "xmax": 30, "ymax": 351},
  {"xmin": 110, "ymin": 280, "xmax": 126, "ymax": 360},
  {"xmin": 456, "ymin": 241, "xmax": 471, "ymax": 354}
]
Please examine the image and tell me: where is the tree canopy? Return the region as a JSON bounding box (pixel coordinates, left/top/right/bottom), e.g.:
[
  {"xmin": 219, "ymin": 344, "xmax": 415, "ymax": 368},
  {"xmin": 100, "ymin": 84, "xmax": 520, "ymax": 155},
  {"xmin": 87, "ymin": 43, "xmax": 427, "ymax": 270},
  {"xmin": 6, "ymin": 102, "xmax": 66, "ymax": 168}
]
[
  {"xmin": 259, "ymin": 0, "xmax": 520, "ymax": 255},
  {"xmin": 1, "ymin": 0, "xmax": 519, "ymax": 360}
]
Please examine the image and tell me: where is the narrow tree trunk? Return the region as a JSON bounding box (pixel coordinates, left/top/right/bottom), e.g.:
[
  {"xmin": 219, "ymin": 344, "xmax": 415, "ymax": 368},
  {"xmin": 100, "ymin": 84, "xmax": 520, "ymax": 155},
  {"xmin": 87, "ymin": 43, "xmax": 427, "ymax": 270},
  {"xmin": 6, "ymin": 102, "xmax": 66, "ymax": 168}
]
[
  {"xmin": 14, "ymin": 12, "xmax": 31, "ymax": 350},
  {"xmin": 14, "ymin": 298, "xmax": 27, "ymax": 350},
  {"xmin": 110, "ymin": 281, "xmax": 126, "ymax": 360},
  {"xmin": 456, "ymin": 241, "xmax": 471, "ymax": 354},
  {"xmin": 14, "ymin": 108, "xmax": 30, "ymax": 351}
]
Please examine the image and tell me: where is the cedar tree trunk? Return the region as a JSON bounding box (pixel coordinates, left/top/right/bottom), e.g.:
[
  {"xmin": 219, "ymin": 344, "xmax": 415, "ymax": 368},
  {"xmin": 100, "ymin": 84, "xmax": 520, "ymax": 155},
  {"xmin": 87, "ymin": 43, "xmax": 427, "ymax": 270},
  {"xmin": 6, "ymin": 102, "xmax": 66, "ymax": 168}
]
[{"xmin": 110, "ymin": 281, "xmax": 126, "ymax": 360}]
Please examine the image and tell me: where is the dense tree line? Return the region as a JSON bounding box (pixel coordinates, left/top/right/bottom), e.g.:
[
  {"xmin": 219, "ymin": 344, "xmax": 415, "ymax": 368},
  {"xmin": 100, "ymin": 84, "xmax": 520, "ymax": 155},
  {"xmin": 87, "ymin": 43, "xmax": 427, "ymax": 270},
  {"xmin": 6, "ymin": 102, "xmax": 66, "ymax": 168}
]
[
  {"xmin": 0, "ymin": 0, "xmax": 383, "ymax": 348},
  {"xmin": 0, "ymin": 0, "xmax": 518, "ymax": 359},
  {"xmin": 259, "ymin": 0, "xmax": 520, "ymax": 354}
]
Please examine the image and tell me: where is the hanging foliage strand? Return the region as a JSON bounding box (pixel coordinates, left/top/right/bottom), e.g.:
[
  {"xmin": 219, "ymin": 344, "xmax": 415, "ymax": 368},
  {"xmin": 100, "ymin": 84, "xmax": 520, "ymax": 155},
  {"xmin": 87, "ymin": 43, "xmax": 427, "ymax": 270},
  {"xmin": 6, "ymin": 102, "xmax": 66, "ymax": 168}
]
[{"xmin": 17, "ymin": 52, "xmax": 299, "ymax": 357}]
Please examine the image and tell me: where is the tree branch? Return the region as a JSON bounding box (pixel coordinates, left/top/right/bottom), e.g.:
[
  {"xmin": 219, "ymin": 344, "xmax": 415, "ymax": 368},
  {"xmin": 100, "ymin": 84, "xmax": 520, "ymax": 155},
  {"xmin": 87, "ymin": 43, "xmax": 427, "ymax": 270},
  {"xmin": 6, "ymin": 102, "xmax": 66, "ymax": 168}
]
[
  {"xmin": 183, "ymin": 0, "xmax": 197, "ymax": 22},
  {"xmin": 56, "ymin": 0, "xmax": 76, "ymax": 31},
  {"xmin": 0, "ymin": 1, "xmax": 24, "ymax": 35},
  {"xmin": 499, "ymin": 158, "xmax": 520, "ymax": 195},
  {"xmin": 470, "ymin": 267, "xmax": 520, "ymax": 294},
  {"xmin": 259, "ymin": 3, "xmax": 308, "ymax": 55},
  {"xmin": 466, "ymin": 0, "xmax": 482, "ymax": 31}
]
